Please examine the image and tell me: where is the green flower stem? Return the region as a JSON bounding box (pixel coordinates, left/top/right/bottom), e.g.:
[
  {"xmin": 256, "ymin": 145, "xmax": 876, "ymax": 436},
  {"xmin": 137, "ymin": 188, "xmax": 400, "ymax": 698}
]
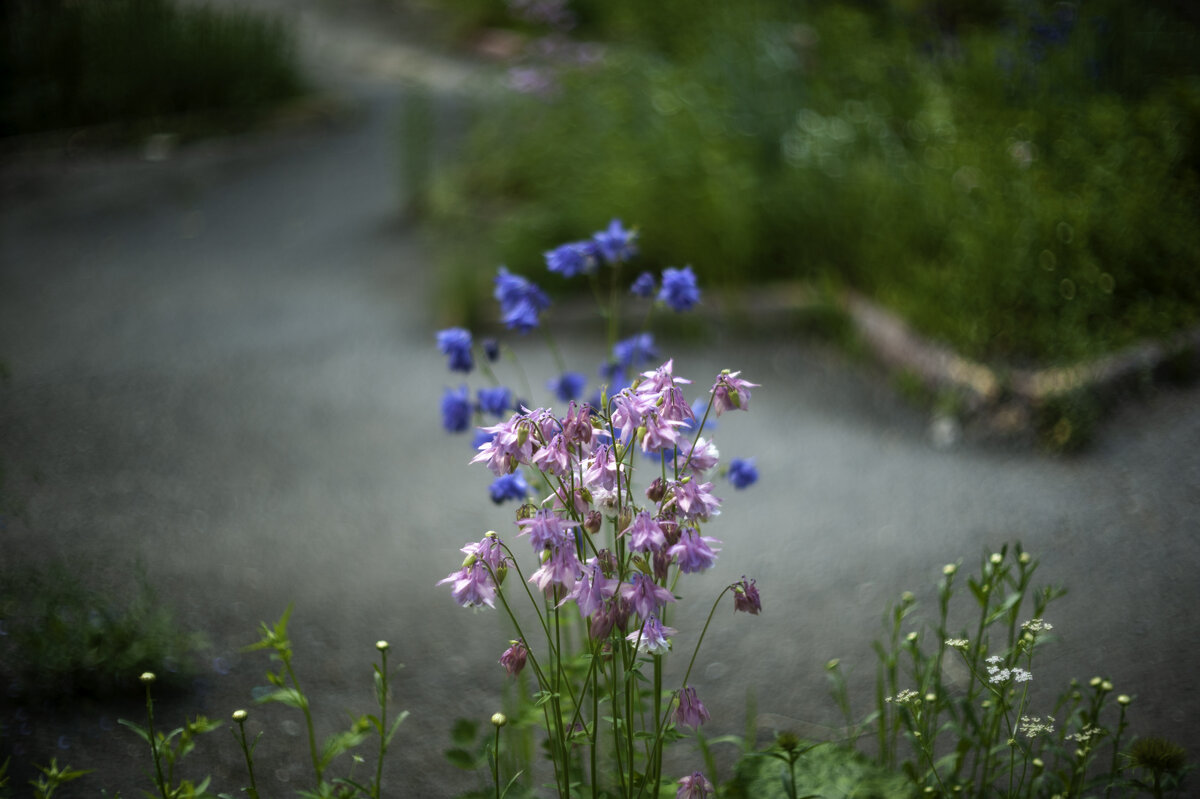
[
  {"xmin": 280, "ymin": 653, "xmax": 322, "ymax": 786},
  {"xmin": 142, "ymin": 679, "xmax": 169, "ymax": 799},
  {"xmin": 373, "ymin": 646, "xmax": 389, "ymax": 799},
  {"xmin": 492, "ymin": 721, "xmax": 502, "ymax": 799},
  {"xmin": 232, "ymin": 713, "xmax": 260, "ymax": 799}
]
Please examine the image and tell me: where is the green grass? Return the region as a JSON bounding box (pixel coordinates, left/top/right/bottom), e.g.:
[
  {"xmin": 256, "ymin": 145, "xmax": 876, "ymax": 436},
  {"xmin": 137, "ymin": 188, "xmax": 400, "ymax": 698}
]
[
  {"xmin": 1, "ymin": 0, "xmax": 306, "ymax": 140},
  {"xmin": 411, "ymin": 0, "xmax": 1200, "ymax": 366}
]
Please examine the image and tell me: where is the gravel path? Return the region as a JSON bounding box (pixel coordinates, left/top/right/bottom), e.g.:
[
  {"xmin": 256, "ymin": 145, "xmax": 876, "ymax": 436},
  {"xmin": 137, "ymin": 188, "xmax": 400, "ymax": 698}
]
[{"xmin": 2, "ymin": 3, "xmax": 1198, "ymax": 795}]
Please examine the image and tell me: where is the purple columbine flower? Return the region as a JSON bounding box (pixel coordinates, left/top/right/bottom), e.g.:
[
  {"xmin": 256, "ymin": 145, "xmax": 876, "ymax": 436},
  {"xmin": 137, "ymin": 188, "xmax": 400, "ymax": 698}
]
[
  {"xmin": 437, "ymin": 562, "xmax": 497, "ymax": 608},
  {"xmin": 548, "ymin": 372, "xmax": 588, "ymax": 402},
  {"xmin": 674, "ymin": 685, "xmax": 711, "ymax": 729},
  {"xmin": 727, "ymin": 457, "xmax": 758, "ymax": 489},
  {"xmin": 545, "ymin": 241, "xmax": 598, "ymax": 278},
  {"xmin": 658, "ymin": 266, "xmax": 701, "ymax": 312},
  {"xmin": 668, "ymin": 478, "xmax": 722, "ymax": 522},
  {"xmin": 494, "ymin": 267, "xmax": 551, "ymax": 333},
  {"xmin": 711, "ymin": 370, "xmax": 759, "ymax": 416},
  {"xmin": 516, "ymin": 508, "xmax": 574, "ymax": 551},
  {"xmin": 676, "ymin": 771, "xmax": 715, "ymax": 799},
  {"xmin": 626, "ymin": 614, "xmax": 677, "ymax": 655},
  {"xmin": 477, "ymin": 386, "xmax": 512, "ymax": 417},
  {"xmin": 630, "ymin": 271, "xmax": 656, "ymax": 298},
  {"xmin": 668, "ymin": 528, "xmax": 721, "ymax": 573},
  {"xmin": 441, "ymin": 385, "xmax": 472, "ymax": 433},
  {"xmin": 499, "ymin": 639, "xmax": 527, "ymax": 676},
  {"xmin": 436, "ymin": 327, "xmax": 474, "ymax": 372},
  {"xmin": 488, "ymin": 472, "xmax": 529, "ymax": 504},
  {"xmin": 529, "ymin": 544, "xmax": 581, "ymax": 592},
  {"xmin": 621, "ymin": 573, "xmax": 676, "ymax": 619},
  {"xmin": 563, "ymin": 558, "xmax": 618, "ymax": 618},
  {"xmin": 623, "ymin": 511, "xmax": 667, "ymax": 552},
  {"xmin": 592, "ymin": 219, "xmax": 637, "ymax": 265},
  {"xmin": 734, "ymin": 576, "xmax": 762, "ymax": 615}
]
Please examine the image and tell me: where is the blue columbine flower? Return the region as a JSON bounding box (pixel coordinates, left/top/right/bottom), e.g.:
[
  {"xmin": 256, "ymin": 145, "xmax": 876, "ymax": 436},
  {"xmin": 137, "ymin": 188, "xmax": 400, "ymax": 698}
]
[
  {"xmin": 477, "ymin": 386, "xmax": 512, "ymax": 417},
  {"xmin": 727, "ymin": 458, "xmax": 758, "ymax": 489},
  {"xmin": 613, "ymin": 332, "xmax": 657, "ymax": 369},
  {"xmin": 482, "ymin": 337, "xmax": 500, "ymax": 362},
  {"xmin": 630, "ymin": 271, "xmax": 656, "ymax": 298},
  {"xmin": 592, "ymin": 219, "xmax": 637, "ymax": 265},
  {"xmin": 441, "ymin": 385, "xmax": 472, "ymax": 433},
  {"xmin": 545, "ymin": 241, "xmax": 598, "ymax": 278},
  {"xmin": 488, "ymin": 472, "xmax": 530, "ymax": 504},
  {"xmin": 658, "ymin": 266, "xmax": 700, "ymax": 312},
  {"xmin": 436, "ymin": 327, "xmax": 474, "ymax": 373},
  {"xmin": 494, "ymin": 267, "xmax": 551, "ymax": 333},
  {"xmin": 548, "ymin": 372, "xmax": 587, "ymax": 402}
]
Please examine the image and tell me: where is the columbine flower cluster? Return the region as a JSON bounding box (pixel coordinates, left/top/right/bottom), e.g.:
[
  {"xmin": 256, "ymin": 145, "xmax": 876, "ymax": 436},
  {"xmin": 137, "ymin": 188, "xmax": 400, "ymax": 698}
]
[{"xmin": 433, "ymin": 220, "xmax": 760, "ymax": 795}]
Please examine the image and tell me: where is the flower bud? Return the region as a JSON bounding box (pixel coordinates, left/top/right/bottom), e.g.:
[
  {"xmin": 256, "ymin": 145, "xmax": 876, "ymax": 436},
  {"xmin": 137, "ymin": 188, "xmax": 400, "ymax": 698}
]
[
  {"xmin": 1118, "ymin": 694, "xmax": 1132, "ymax": 706},
  {"xmin": 618, "ymin": 507, "xmax": 633, "ymax": 534},
  {"xmin": 645, "ymin": 477, "xmax": 666, "ymax": 503},
  {"xmin": 232, "ymin": 709, "xmax": 248, "ymax": 722},
  {"xmin": 376, "ymin": 640, "xmax": 389, "ymax": 652},
  {"xmin": 826, "ymin": 659, "xmax": 840, "ymax": 671},
  {"xmin": 1101, "ymin": 680, "xmax": 1113, "ymax": 692},
  {"xmin": 1089, "ymin": 676, "xmax": 1102, "ymax": 688},
  {"xmin": 990, "ymin": 553, "xmax": 1003, "ymax": 565},
  {"xmin": 516, "ymin": 502, "xmax": 537, "ymax": 521},
  {"xmin": 943, "ymin": 564, "xmax": 957, "ymax": 576},
  {"xmin": 140, "ymin": 672, "xmax": 156, "ymax": 684},
  {"xmin": 1019, "ymin": 552, "xmax": 1032, "ymax": 564},
  {"xmin": 584, "ymin": 510, "xmax": 602, "ymax": 535},
  {"xmin": 491, "ymin": 713, "xmax": 508, "ymax": 727}
]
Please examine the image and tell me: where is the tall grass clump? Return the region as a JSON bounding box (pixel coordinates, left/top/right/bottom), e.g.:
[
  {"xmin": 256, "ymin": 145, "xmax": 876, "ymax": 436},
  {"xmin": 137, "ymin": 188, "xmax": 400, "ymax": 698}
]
[
  {"xmin": 415, "ymin": 0, "xmax": 1200, "ymax": 365},
  {"xmin": 1, "ymin": 0, "xmax": 305, "ymax": 138}
]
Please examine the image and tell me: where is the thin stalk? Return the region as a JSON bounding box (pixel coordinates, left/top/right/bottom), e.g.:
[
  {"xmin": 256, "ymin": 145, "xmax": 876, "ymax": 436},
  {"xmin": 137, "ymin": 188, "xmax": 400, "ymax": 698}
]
[
  {"xmin": 281, "ymin": 654, "xmax": 322, "ymax": 785},
  {"xmin": 142, "ymin": 679, "xmax": 169, "ymax": 799}
]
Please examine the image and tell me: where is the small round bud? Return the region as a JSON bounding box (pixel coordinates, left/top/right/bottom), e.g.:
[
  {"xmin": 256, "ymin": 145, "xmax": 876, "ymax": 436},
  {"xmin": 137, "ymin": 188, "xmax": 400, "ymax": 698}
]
[
  {"xmin": 1118, "ymin": 694, "xmax": 1132, "ymax": 706},
  {"xmin": 906, "ymin": 632, "xmax": 918, "ymax": 643},
  {"xmin": 645, "ymin": 478, "xmax": 667, "ymax": 504},
  {"xmin": 990, "ymin": 553, "xmax": 1003, "ymax": 565},
  {"xmin": 583, "ymin": 510, "xmax": 602, "ymax": 535},
  {"xmin": 1101, "ymin": 680, "xmax": 1113, "ymax": 692},
  {"xmin": 924, "ymin": 693, "xmax": 936, "ymax": 703},
  {"xmin": 901, "ymin": 591, "xmax": 915, "ymax": 604},
  {"xmin": 943, "ymin": 564, "xmax": 957, "ymax": 576},
  {"xmin": 1019, "ymin": 552, "xmax": 1032, "ymax": 564},
  {"xmin": 1032, "ymin": 757, "xmax": 1044, "ymax": 770},
  {"xmin": 376, "ymin": 640, "xmax": 389, "ymax": 652},
  {"xmin": 826, "ymin": 658, "xmax": 840, "ymax": 671},
  {"xmin": 491, "ymin": 713, "xmax": 508, "ymax": 728},
  {"xmin": 232, "ymin": 709, "xmax": 248, "ymax": 722},
  {"xmin": 1089, "ymin": 676, "xmax": 1102, "ymax": 687},
  {"xmin": 140, "ymin": 672, "xmax": 156, "ymax": 684},
  {"xmin": 516, "ymin": 503, "xmax": 537, "ymax": 521}
]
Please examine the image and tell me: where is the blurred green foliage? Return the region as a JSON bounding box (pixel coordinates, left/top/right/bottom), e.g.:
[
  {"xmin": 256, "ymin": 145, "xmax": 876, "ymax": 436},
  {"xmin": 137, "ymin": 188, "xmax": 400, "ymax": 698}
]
[
  {"xmin": 1, "ymin": 0, "xmax": 305, "ymax": 138},
  {"xmin": 0, "ymin": 559, "xmax": 204, "ymax": 702},
  {"xmin": 416, "ymin": 0, "xmax": 1200, "ymax": 364}
]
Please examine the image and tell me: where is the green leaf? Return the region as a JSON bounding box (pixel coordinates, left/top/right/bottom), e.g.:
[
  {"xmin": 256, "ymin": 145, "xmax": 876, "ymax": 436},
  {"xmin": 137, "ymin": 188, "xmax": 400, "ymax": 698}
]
[
  {"xmin": 450, "ymin": 718, "xmax": 478, "ymax": 747},
  {"xmin": 385, "ymin": 711, "xmax": 410, "ymax": 746},
  {"xmin": 256, "ymin": 687, "xmax": 307, "ymax": 709},
  {"xmin": 117, "ymin": 719, "xmax": 151, "ymax": 744},
  {"xmin": 445, "ymin": 747, "xmax": 481, "ymax": 770}
]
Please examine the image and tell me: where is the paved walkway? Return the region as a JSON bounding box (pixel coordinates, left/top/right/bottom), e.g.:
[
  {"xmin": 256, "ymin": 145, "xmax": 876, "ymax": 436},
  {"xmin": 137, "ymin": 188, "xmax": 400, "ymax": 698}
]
[{"xmin": 2, "ymin": 3, "xmax": 1198, "ymax": 795}]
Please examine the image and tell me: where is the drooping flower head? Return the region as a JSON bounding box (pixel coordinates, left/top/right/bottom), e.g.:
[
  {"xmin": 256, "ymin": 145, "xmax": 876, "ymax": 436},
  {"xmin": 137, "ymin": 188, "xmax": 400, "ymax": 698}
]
[
  {"xmin": 436, "ymin": 327, "xmax": 473, "ymax": 372},
  {"xmin": 499, "ymin": 639, "xmax": 527, "ymax": 676},
  {"xmin": 592, "ymin": 219, "xmax": 637, "ymax": 265},
  {"xmin": 545, "ymin": 240, "xmax": 598, "ymax": 278},
  {"xmin": 563, "ymin": 557, "xmax": 618, "ymax": 618},
  {"xmin": 733, "ymin": 576, "xmax": 762, "ymax": 615},
  {"xmin": 727, "ymin": 457, "xmax": 758, "ymax": 489},
  {"xmin": 710, "ymin": 370, "xmax": 759, "ymax": 416},
  {"xmin": 626, "ymin": 614, "xmax": 677, "ymax": 655},
  {"xmin": 621, "ymin": 572, "xmax": 676, "ymax": 619},
  {"xmin": 441, "ymin": 385, "xmax": 472, "ymax": 433},
  {"xmin": 630, "ymin": 271, "xmax": 657, "ymax": 298},
  {"xmin": 623, "ymin": 510, "xmax": 667, "ymax": 552},
  {"xmin": 488, "ymin": 472, "xmax": 530, "ymax": 504},
  {"xmin": 516, "ymin": 508, "xmax": 575, "ymax": 551},
  {"xmin": 438, "ymin": 562, "xmax": 497, "ymax": 608},
  {"xmin": 674, "ymin": 685, "xmax": 711, "ymax": 729},
  {"xmin": 676, "ymin": 772, "xmax": 715, "ymax": 799},
  {"xmin": 668, "ymin": 528, "xmax": 721, "ymax": 573},
  {"xmin": 658, "ymin": 266, "xmax": 701, "ymax": 312},
  {"xmin": 494, "ymin": 267, "xmax": 551, "ymax": 333},
  {"xmin": 477, "ymin": 386, "xmax": 512, "ymax": 417},
  {"xmin": 548, "ymin": 372, "xmax": 588, "ymax": 402}
]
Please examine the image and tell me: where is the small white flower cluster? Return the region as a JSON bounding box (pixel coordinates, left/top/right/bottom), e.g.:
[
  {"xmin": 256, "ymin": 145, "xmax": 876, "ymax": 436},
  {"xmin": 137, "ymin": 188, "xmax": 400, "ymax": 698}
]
[
  {"xmin": 1068, "ymin": 724, "xmax": 1105, "ymax": 743},
  {"xmin": 944, "ymin": 638, "xmax": 970, "ymax": 649},
  {"xmin": 1020, "ymin": 715, "xmax": 1056, "ymax": 737},
  {"xmin": 887, "ymin": 689, "xmax": 921, "ymax": 706},
  {"xmin": 986, "ymin": 656, "xmax": 1032, "ymax": 684},
  {"xmin": 1022, "ymin": 618, "xmax": 1054, "ymax": 635}
]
